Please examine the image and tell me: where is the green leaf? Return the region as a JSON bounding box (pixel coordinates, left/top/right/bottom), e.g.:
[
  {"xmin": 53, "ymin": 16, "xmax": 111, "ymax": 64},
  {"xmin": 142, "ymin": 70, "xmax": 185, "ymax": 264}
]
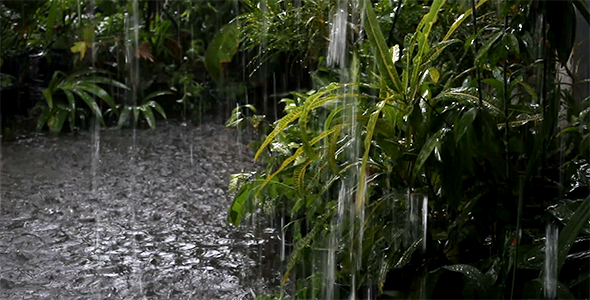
[
  {"xmin": 49, "ymin": 108, "xmax": 68, "ymax": 134},
  {"xmin": 455, "ymin": 107, "xmax": 478, "ymax": 143},
  {"xmin": 146, "ymin": 101, "xmax": 167, "ymax": 119},
  {"xmin": 475, "ymin": 32, "xmax": 502, "ymax": 67},
  {"xmin": 142, "ymin": 105, "xmax": 156, "ymax": 130},
  {"xmin": 63, "ymin": 90, "xmax": 76, "ymax": 124},
  {"xmin": 362, "ymin": 0, "xmax": 402, "ymax": 92},
  {"xmin": 503, "ymin": 33, "xmax": 520, "ymax": 55},
  {"xmin": 71, "ymin": 89, "xmax": 104, "ymax": 125},
  {"xmin": 441, "ymin": 264, "xmax": 489, "ymax": 297},
  {"xmin": 46, "ymin": 0, "xmax": 57, "ymax": 42},
  {"xmin": 412, "ymin": 128, "xmax": 445, "ymax": 183},
  {"xmin": 556, "ymin": 194, "xmax": 590, "ymax": 275},
  {"xmin": 42, "ymin": 88, "xmax": 54, "ymax": 109},
  {"xmin": 70, "ymin": 41, "xmax": 89, "ymax": 60},
  {"xmin": 204, "ymin": 22, "xmax": 240, "ymax": 84},
  {"xmin": 83, "ymin": 76, "xmax": 129, "ymax": 90},
  {"xmin": 143, "ymin": 90, "xmax": 173, "ymax": 102},
  {"xmin": 117, "ymin": 106, "xmax": 132, "ymax": 129},
  {"xmin": 75, "ymin": 82, "xmax": 117, "ymax": 111},
  {"xmin": 36, "ymin": 106, "xmax": 51, "ymax": 131},
  {"xmin": 443, "ymin": 0, "xmax": 490, "ymax": 41}
]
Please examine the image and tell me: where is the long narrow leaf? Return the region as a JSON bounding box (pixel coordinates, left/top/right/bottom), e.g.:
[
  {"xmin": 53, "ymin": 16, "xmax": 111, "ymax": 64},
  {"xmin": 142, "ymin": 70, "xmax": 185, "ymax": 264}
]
[
  {"xmin": 71, "ymin": 89, "xmax": 104, "ymax": 125},
  {"xmin": 443, "ymin": 0, "xmax": 490, "ymax": 42},
  {"xmin": 362, "ymin": 0, "xmax": 402, "ymax": 92},
  {"xmin": 557, "ymin": 194, "xmax": 590, "ymax": 275}
]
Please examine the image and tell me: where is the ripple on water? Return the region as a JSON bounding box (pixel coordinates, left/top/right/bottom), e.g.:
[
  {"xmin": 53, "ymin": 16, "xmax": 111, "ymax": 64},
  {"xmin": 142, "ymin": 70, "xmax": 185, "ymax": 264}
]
[{"xmin": 0, "ymin": 123, "xmax": 273, "ymax": 299}]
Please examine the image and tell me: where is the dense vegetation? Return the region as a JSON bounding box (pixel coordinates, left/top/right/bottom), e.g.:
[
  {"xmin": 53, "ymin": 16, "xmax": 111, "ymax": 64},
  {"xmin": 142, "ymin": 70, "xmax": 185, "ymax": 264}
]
[
  {"xmin": 1, "ymin": 0, "xmax": 589, "ymax": 299},
  {"xmin": 0, "ymin": 0, "xmax": 256, "ymax": 133},
  {"xmin": 225, "ymin": 0, "xmax": 590, "ymax": 299}
]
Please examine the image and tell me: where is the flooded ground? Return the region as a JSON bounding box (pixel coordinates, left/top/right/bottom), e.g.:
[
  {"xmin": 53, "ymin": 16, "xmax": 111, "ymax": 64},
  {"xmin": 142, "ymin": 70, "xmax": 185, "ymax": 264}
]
[{"xmin": 0, "ymin": 123, "xmax": 279, "ymax": 299}]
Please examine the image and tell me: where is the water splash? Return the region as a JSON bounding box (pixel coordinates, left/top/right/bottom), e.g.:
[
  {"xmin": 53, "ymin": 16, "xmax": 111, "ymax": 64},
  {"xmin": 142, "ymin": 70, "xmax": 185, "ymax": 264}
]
[{"xmin": 544, "ymin": 223, "xmax": 558, "ymax": 299}]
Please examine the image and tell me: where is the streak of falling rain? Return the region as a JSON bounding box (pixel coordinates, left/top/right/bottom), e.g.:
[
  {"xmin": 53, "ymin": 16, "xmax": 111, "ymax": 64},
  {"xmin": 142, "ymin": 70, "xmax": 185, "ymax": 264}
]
[
  {"xmin": 544, "ymin": 223, "xmax": 558, "ymax": 299},
  {"xmin": 126, "ymin": 0, "xmax": 143, "ymax": 294}
]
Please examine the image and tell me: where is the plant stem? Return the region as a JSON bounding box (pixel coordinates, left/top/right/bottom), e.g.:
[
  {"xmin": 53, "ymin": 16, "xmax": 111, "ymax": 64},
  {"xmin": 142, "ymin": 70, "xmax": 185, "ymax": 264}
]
[
  {"xmin": 470, "ymin": 0, "xmax": 484, "ymax": 109},
  {"xmin": 387, "ymin": 0, "xmax": 403, "ymax": 45},
  {"xmin": 503, "ymin": 14, "xmax": 509, "ymax": 179}
]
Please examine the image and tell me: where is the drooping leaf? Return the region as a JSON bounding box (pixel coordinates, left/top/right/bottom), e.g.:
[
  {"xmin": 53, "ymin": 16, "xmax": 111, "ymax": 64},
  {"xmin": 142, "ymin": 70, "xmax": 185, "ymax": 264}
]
[
  {"xmin": 142, "ymin": 105, "xmax": 156, "ymax": 130},
  {"xmin": 147, "ymin": 101, "xmax": 167, "ymax": 119},
  {"xmin": 71, "ymin": 89, "xmax": 104, "ymax": 125},
  {"xmin": 117, "ymin": 106, "xmax": 132, "ymax": 129},
  {"xmin": 49, "ymin": 108, "xmax": 68, "ymax": 134},
  {"xmin": 412, "ymin": 128, "xmax": 445, "ymax": 183},
  {"xmin": 143, "ymin": 90, "xmax": 174, "ymax": 102},
  {"xmin": 36, "ymin": 106, "xmax": 51, "ymax": 132},
  {"xmin": 455, "ymin": 107, "xmax": 478, "ymax": 143},
  {"xmin": 75, "ymin": 82, "xmax": 117, "ymax": 111}
]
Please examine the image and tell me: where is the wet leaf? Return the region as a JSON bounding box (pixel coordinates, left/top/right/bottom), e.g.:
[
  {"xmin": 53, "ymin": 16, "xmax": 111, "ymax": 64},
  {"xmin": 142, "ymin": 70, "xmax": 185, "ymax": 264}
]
[
  {"xmin": 70, "ymin": 41, "xmax": 89, "ymax": 60},
  {"xmin": 142, "ymin": 105, "xmax": 156, "ymax": 130},
  {"xmin": 556, "ymin": 194, "xmax": 590, "ymax": 275},
  {"xmin": 475, "ymin": 32, "xmax": 502, "ymax": 67},
  {"xmin": 441, "ymin": 264, "xmax": 489, "ymax": 297},
  {"xmin": 205, "ymin": 22, "xmax": 239, "ymax": 84},
  {"xmin": 412, "ymin": 128, "xmax": 445, "ymax": 183},
  {"xmin": 117, "ymin": 106, "xmax": 132, "ymax": 129},
  {"xmin": 455, "ymin": 107, "xmax": 477, "ymax": 143},
  {"xmin": 36, "ymin": 106, "xmax": 51, "ymax": 132},
  {"xmin": 362, "ymin": 0, "xmax": 402, "ymax": 92},
  {"xmin": 71, "ymin": 89, "xmax": 104, "ymax": 125}
]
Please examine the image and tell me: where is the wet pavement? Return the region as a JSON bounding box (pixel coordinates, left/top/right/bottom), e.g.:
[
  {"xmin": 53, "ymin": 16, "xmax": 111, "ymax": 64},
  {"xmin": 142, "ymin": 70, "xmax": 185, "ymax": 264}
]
[{"xmin": 0, "ymin": 123, "xmax": 275, "ymax": 299}]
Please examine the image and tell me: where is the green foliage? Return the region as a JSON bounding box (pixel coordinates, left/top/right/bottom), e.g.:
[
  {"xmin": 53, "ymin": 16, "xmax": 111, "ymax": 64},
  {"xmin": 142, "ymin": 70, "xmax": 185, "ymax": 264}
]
[
  {"xmin": 205, "ymin": 22, "xmax": 240, "ymax": 84},
  {"xmin": 227, "ymin": 0, "xmax": 590, "ymax": 299},
  {"xmin": 37, "ymin": 69, "xmax": 127, "ymax": 133}
]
